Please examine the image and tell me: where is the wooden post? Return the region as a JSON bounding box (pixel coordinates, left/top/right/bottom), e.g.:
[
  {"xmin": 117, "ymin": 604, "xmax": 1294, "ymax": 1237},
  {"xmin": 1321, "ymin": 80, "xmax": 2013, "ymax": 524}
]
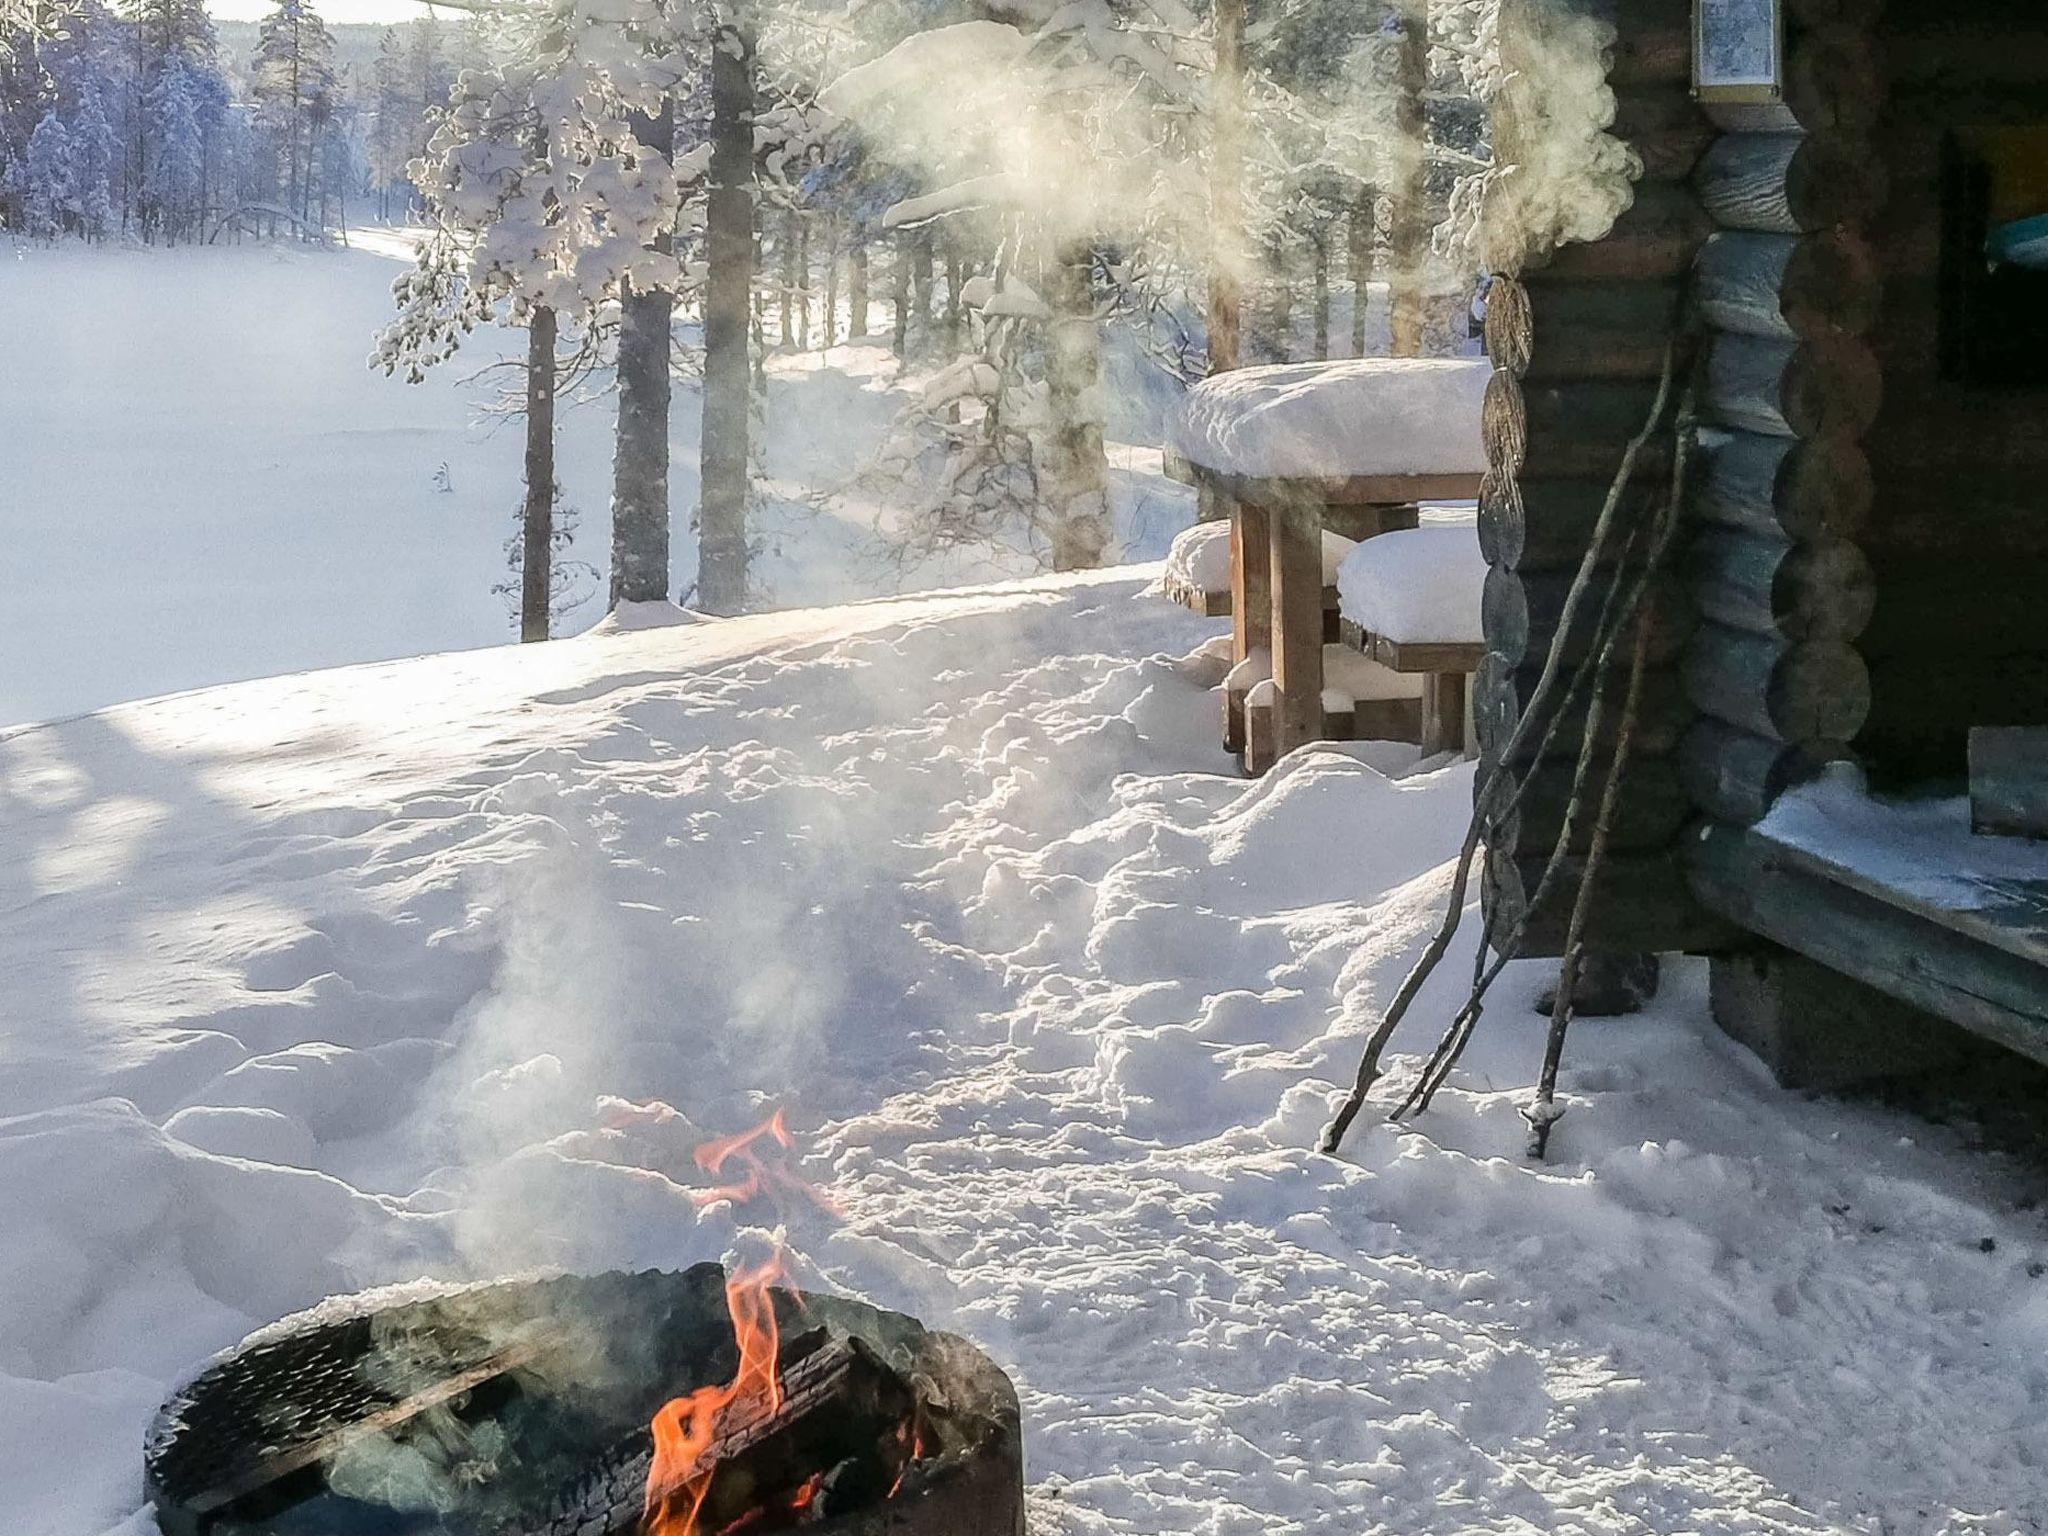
[
  {"xmin": 1421, "ymin": 670, "xmax": 1466, "ymax": 756},
  {"xmin": 1268, "ymin": 498, "xmax": 1324, "ymax": 760},
  {"xmin": 1226, "ymin": 497, "xmax": 1270, "ymax": 755}
]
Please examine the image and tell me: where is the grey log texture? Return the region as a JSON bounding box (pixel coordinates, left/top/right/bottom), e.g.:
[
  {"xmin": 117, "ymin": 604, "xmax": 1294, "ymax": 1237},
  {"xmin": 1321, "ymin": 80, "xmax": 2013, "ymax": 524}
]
[
  {"xmin": 1693, "ymin": 132, "xmax": 1887, "ymax": 235},
  {"xmin": 1686, "ymin": 529, "xmax": 1876, "ymax": 643},
  {"xmin": 1692, "ymin": 430, "xmax": 1871, "ymax": 541},
  {"xmin": 1700, "ymin": 332, "xmax": 1881, "ymax": 440},
  {"xmin": 1693, "ymin": 231, "xmax": 1882, "ymax": 340},
  {"xmin": 1684, "ymin": 623, "xmax": 1871, "ymax": 743},
  {"xmin": 1679, "ymin": 717, "xmax": 1838, "ymax": 825}
]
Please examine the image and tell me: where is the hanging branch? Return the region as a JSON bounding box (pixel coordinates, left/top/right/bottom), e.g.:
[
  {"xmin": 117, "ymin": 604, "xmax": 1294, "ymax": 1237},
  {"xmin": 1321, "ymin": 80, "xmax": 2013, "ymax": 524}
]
[
  {"xmin": 1523, "ymin": 390, "xmax": 1698, "ymax": 1158},
  {"xmin": 1388, "ymin": 517, "xmax": 1654, "ymax": 1120},
  {"xmin": 1317, "ymin": 333, "xmax": 1682, "ymax": 1156}
]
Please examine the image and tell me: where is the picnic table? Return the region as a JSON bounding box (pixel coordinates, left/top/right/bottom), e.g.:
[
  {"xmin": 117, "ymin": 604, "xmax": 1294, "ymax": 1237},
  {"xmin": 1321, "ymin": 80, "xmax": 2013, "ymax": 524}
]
[{"xmin": 1164, "ymin": 357, "xmax": 1489, "ymax": 772}]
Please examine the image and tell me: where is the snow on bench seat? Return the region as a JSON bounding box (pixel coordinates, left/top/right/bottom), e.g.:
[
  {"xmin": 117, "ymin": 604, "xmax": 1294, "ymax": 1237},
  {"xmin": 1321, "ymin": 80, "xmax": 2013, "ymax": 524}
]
[
  {"xmin": 1335, "ymin": 525, "xmax": 1486, "ymax": 647},
  {"xmin": 1162, "ymin": 519, "xmax": 1356, "ymax": 607},
  {"xmin": 1169, "ymin": 358, "xmax": 1491, "ymax": 481}
]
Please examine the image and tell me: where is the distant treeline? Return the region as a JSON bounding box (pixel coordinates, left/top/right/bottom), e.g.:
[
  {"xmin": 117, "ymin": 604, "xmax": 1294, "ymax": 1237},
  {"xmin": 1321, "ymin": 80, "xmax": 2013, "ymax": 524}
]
[{"xmin": 0, "ymin": 0, "xmax": 484, "ymax": 242}]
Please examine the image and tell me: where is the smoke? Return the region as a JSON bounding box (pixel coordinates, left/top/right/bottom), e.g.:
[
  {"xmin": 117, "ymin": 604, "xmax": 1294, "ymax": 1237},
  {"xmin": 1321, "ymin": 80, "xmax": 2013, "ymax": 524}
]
[{"xmin": 1459, "ymin": 0, "xmax": 1642, "ymax": 278}]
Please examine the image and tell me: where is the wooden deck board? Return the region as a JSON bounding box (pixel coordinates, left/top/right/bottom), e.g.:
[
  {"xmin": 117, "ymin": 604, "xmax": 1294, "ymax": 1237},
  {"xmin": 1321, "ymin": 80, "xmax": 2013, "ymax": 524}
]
[{"xmin": 1690, "ymin": 823, "xmax": 2048, "ymax": 1064}]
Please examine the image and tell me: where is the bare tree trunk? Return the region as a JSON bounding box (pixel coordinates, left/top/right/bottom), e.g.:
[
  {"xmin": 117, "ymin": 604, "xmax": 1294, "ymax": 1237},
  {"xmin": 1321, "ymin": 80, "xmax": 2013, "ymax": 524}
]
[
  {"xmin": 779, "ymin": 209, "xmax": 796, "ymax": 346},
  {"xmin": 1207, "ymin": 0, "xmax": 1243, "ymax": 374},
  {"xmin": 1388, "ymin": 0, "xmax": 1429, "ymax": 358},
  {"xmin": 823, "ymin": 217, "xmax": 839, "ymax": 349},
  {"xmin": 1312, "ymin": 227, "xmax": 1330, "ymax": 361},
  {"xmin": 891, "ymin": 237, "xmax": 909, "ymax": 359},
  {"xmin": 1349, "ymin": 188, "xmax": 1375, "ymax": 357},
  {"xmin": 609, "ymin": 93, "xmax": 675, "ymax": 606},
  {"xmin": 698, "ymin": 17, "xmax": 755, "ymax": 616},
  {"xmin": 521, "ymin": 304, "xmax": 557, "ymax": 642},
  {"xmin": 1264, "ymin": 236, "xmax": 1292, "ymax": 361},
  {"xmin": 945, "ymin": 241, "xmax": 963, "ymax": 352},
  {"xmin": 912, "ymin": 228, "xmax": 934, "ymax": 352},
  {"xmin": 797, "ymin": 217, "xmax": 812, "ymax": 349},
  {"xmin": 1043, "ymin": 240, "xmax": 1110, "ymax": 572},
  {"xmin": 849, "ymin": 238, "xmax": 869, "ymax": 338}
]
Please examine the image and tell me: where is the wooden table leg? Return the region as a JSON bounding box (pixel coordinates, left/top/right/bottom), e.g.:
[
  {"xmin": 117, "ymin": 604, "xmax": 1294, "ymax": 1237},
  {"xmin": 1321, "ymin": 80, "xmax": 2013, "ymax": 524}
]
[
  {"xmin": 1225, "ymin": 497, "xmax": 1269, "ymax": 757},
  {"xmin": 1421, "ymin": 671, "xmax": 1469, "ymax": 757},
  {"xmin": 1269, "ymin": 499, "xmax": 1324, "ymax": 763}
]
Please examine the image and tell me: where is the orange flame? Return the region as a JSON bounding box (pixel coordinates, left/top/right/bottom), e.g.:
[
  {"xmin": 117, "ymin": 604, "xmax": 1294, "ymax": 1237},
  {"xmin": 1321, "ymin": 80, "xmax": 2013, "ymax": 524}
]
[{"xmin": 643, "ymin": 1255, "xmax": 788, "ymax": 1536}]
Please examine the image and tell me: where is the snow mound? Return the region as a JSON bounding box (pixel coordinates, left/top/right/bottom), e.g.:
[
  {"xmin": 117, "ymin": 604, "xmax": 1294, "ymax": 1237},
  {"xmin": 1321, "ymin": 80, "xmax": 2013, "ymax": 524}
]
[
  {"xmin": 1170, "ymin": 357, "xmax": 1491, "ymax": 479},
  {"xmin": 586, "ymin": 599, "xmax": 711, "ymax": 634},
  {"xmin": 1336, "ymin": 524, "xmax": 1488, "ymax": 644},
  {"xmin": 2, "ymin": 573, "xmax": 2044, "ymax": 1534}
]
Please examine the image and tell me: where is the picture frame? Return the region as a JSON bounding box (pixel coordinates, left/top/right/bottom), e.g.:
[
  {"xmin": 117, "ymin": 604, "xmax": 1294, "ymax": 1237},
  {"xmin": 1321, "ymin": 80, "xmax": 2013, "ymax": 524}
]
[{"xmin": 1693, "ymin": 0, "xmax": 1784, "ymax": 104}]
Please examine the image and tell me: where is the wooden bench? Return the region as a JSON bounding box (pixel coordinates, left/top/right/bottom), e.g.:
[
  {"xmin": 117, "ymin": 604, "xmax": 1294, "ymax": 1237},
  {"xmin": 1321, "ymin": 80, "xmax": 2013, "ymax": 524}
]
[{"xmin": 1339, "ymin": 625, "xmax": 1483, "ymax": 757}]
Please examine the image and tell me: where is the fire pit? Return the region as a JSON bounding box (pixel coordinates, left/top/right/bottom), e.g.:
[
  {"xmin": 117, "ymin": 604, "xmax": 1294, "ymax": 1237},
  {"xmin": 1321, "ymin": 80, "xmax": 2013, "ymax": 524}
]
[{"xmin": 144, "ymin": 1266, "xmax": 1024, "ymax": 1536}]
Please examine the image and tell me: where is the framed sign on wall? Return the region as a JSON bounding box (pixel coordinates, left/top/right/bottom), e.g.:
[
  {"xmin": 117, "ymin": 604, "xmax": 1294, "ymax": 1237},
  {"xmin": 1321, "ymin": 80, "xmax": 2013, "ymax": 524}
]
[{"xmin": 1694, "ymin": 0, "xmax": 1783, "ymax": 104}]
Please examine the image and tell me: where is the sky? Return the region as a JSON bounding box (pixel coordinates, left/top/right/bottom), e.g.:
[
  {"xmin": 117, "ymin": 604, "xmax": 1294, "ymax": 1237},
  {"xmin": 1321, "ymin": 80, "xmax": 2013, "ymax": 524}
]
[{"xmin": 206, "ymin": 0, "xmax": 450, "ymax": 23}]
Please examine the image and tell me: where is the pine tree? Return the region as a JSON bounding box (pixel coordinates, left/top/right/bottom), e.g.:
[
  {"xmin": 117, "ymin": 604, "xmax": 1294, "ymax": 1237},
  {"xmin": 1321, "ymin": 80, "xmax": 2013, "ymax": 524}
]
[
  {"xmin": 250, "ymin": 0, "xmax": 335, "ymax": 225},
  {"xmin": 22, "ymin": 108, "xmax": 72, "ymax": 235},
  {"xmin": 367, "ymin": 27, "xmax": 407, "ymax": 218},
  {"xmin": 144, "ymin": 53, "xmax": 205, "ymax": 238}
]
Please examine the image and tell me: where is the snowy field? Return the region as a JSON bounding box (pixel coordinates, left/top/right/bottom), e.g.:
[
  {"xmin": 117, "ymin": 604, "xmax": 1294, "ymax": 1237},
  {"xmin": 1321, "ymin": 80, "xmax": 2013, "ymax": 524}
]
[
  {"xmin": 3, "ymin": 573, "xmax": 2044, "ymax": 1534},
  {"xmin": 0, "ymin": 234, "xmax": 1192, "ymax": 728}
]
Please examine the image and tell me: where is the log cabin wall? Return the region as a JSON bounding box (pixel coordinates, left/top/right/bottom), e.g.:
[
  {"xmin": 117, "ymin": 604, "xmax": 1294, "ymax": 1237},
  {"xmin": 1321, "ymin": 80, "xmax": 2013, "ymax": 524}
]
[
  {"xmin": 1477, "ymin": 0, "xmax": 1723, "ymax": 955},
  {"xmin": 1856, "ymin": 2, "xmax": 2048, "ymax": 784},
  {"xmin": 1680, "ymin": 0, "xmax": 1885, "ymax": 823}
]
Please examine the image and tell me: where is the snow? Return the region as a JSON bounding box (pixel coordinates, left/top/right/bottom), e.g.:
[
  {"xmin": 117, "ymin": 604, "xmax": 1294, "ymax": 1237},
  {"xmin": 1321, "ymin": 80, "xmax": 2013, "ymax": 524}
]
[
  {"xmin": 1336, "ymin": 524, "xmax": 1488, "ymax": 645},
  {"xmin": 1169, "ymin": 357, "xmax": 1492, "ymax": 480},
  {"xmin": 1162, "ymin": 520, "xmax": 1356, "ymax": 594},
  {"xmin": 3, "ymin": 571, "xmax": 2046, "ymax": 1534},
  {"xmin": 0, "ymin": 238, "xmax": 1194, "ymax": 730},
  {"xmin": 1758, "ymin": 762, "xmax": 2048, "ymax": 914}
]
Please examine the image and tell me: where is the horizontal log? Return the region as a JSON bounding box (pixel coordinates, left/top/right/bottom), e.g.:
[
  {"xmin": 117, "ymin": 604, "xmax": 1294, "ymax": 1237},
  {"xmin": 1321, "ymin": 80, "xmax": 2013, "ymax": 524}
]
[
  {"xmin": 1694, "ymin": 133, "xmax": 1887, "ymax": 236},
  {"xmin": 1483, "ymin": 844, "xmax": 1738, "ymax": 957},
  {"xmin": 1484, "ymin": 564, "xmax": 1695, "ymax": 669},
  {"xmin": 1487, "ymin": 277, "xmax": 1682, "ymax": 382},
  {"xmin": 1478, "ymin": 473, "xmax": 1665, "ymax": 573},
  {"xmin": 1487, "ymin": 375, "xmax": 1679, "ymax": 481},
  {"xmin": 1692, "ymin": 430, "xmax": 1870, "ymax": 542},
  {"xmin": 1864, "ymin": 384, "xmax": 2048, "ymax": 472},
  {"xmin": 1483, "ymin": 754, "xmax": 1694, "ymax": 856},
  {"xmin": 1693, "ymin": 230, "xmax": 1882, "ymax": 341},
  {"xmin": 1685, "ymin": 529, "xmax": 1876, "ymax": 643},
  {"xmin": 1473, "ymin": 650, "xmax": 1692, "ymax": 766},
  {"xmin": 1689, "ymin": 822, "xmax": 2048, "ymax": 1061},
  {"xmin": 1679, "ymin": 717, "xmax": 1840, "ymax": 825},
  {"xmin": 1537, "ymin": 184, "xmax": 1715, "ymax": 281},
  {"xmin": 1700, "ymin": 332, "xmax": 1881, "ymax": 440},
  {"xmin": 1684, "ymin": 622, "xmax": 1870, "ymax": 743}
]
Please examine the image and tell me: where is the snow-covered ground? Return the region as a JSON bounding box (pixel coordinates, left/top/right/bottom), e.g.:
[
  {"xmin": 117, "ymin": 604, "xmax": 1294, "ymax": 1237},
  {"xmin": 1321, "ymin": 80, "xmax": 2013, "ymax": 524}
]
[
  {"xmin": 0, "ymin": 235, "xmax": 1192, "ymax": 728},
  {"xmin": 3, "ymin": 573, "xmax": 2044, "ymax": 1535}
]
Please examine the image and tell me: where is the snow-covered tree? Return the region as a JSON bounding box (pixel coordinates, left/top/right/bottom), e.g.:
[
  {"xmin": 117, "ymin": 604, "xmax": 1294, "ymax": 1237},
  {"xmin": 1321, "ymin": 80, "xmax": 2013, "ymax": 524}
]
[
  {"xmin": 144, "ymin": 52, "xmax": 208, "ymax": 238},
  {"xmin": 21, "ymin": 108, "xmax": 72, "ymax": 235},
  {"xmin": 250, "ymin": 0, "xmax": 336, "ymax": 224}
]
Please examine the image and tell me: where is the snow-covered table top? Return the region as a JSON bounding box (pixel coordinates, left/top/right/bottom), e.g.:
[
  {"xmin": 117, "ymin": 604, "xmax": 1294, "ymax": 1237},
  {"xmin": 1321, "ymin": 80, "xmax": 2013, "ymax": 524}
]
[
  {"xmin": 1170, "ymin": 358, "xmax": 1491, "ymax": 481},
  {"xmin": 1163, "ymin": 519, "xmax": 1355, "ymax": 595},
  {"xmin": 1335, "ymin": 525, "xmax": 1487, "ymax": 647}
]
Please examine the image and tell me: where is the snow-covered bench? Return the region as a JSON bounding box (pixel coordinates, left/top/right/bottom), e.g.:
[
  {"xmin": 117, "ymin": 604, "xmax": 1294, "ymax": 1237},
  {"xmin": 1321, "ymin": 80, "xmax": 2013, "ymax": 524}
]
[
  {"xmin": 1335, "ymin": 523, "xmax": 1488, "ymax": 756},
  {"xmin": 1166, "ymin": 357, "xmax": 1489, "ymax": 772},
  {"xmin": 1161, "ymin": 519, "xmax": 1355, "ymax": 629}
]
